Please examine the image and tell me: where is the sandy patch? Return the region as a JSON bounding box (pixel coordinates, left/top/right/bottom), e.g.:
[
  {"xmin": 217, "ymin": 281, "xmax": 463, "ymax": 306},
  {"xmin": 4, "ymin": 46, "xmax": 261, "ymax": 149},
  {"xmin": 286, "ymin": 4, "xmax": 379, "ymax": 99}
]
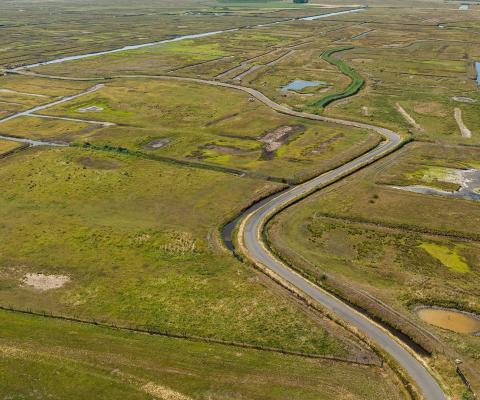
[
  {"xmin": 77, "ymin": 105, "xmax": 104, "ymax": 113},
  {"xmin": 144, "ymin": 138, "xmax": 171, "ymax": 150},
  {"xmin": 412, "ymin": 101, "xmax": 446, "ymax": 117},
  {"xmin": 260, "ymin": 125, "xmax": 304, "ymax": 154},
  {"xmin": 142, "ymin": 382, "xmax": 191, "ymax": 400},
  {"xmin": 22, "ymin": 273, "xmax": 70, "ymax": 291},
  {"xmin": 454, "ymin": 108, "xmax": 472, "ymax": 138},
  {"xmin": 361, "ymin": 106, "xmax": 370, "ymax": 116},
  {"xmin": 452, "ymin": 96, "xmax": 476, "ymax": 104},
  {"xmin": 396, "ymin": 103, "xmax": 424, "ymax": 131}
]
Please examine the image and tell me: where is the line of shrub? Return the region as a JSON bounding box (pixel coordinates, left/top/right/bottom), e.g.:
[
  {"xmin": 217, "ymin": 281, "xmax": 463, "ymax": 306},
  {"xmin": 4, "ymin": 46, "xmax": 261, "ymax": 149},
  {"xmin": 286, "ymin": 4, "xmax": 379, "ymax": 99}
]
[{"xmin": 312, "ymin": 46, "xmax": 365, "ymax": 108}]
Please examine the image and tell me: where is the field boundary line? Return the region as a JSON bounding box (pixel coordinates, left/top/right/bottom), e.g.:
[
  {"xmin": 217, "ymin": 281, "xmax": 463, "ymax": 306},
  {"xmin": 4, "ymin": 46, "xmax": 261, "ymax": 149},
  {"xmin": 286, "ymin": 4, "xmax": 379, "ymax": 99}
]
[{"xmin": 0, "ymin": 305, "xmax": 379, "ymax": 366}]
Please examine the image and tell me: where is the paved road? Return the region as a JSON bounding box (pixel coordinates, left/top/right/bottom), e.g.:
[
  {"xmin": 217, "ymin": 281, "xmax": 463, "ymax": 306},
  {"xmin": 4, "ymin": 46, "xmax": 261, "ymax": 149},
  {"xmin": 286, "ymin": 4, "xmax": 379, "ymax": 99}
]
[
  {"xmin": 137, "ymin": 77, "xmax": 446, "ymax": 400},
  {"xmin": 225, "ymin": 90, "xmax": 447, "ymax": 399},
  {"xmin": 3, "ymin": 69, "xmax": 447, "ymax": 398},
  {"xmin": 144, "ymin": 76, "xmax": 446, "ymax": 400}
]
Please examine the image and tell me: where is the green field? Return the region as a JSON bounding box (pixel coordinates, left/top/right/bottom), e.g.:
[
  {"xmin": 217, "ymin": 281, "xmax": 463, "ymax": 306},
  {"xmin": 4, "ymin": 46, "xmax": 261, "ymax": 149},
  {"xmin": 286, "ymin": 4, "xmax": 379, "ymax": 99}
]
[
  {"xmin": 0, "ymin": 145, "xmax": 355, "ymax": 356},
  {"xmin": 0, "ymin": 310, "xmax": 404, "ymax": 400},
  {"xmin": 2, "ymin": 0, "xmax": 480, "ymax": 398},
  {"xmin": 267, "ymin": 142, "xmax": 480, "ymax": 394},
  {"xmin": 1, "ymin": 76, "xmax": 380, "ymax": 183}
]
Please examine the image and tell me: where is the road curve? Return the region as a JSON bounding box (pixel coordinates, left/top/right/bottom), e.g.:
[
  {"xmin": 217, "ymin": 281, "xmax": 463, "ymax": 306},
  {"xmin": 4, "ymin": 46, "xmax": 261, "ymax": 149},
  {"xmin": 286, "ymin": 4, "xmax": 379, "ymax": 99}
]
[
  {"xmin": 221, "ymin": 85, "xmax": 446, "ymax": 399},
  {"xmin": 141, "ymin": 75, "xmax": 446, "ymax": 400},
  {"xmin": 4, "ymin": 70, "xmax": 447, "ymax": 398}
]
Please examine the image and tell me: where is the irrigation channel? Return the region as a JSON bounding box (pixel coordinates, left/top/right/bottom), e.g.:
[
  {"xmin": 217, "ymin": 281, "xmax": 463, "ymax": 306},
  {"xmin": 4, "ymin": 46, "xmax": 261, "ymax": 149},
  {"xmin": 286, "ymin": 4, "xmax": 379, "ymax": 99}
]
[{"xmin": 1, "ymin": 7, "xmax": 449, "ymax": 400}]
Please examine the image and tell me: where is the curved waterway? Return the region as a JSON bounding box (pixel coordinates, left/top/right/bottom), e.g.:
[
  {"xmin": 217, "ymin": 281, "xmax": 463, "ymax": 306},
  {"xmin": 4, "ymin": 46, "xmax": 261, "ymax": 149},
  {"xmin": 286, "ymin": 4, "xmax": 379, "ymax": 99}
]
[
  {"xmin": 9, "ymin": 8, "xmax": 366, "ymax": 72},
  {"xmin": 416, "ymin": 307, "xmax": 480, "ymax": 334}
]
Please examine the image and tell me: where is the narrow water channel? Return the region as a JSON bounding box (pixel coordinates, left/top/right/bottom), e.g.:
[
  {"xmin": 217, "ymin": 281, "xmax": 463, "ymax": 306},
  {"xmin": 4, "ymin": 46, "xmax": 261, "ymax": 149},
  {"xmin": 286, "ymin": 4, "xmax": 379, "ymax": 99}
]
[{"xmin": 9, "ymin": 8, "xmax": 366, "ymax": 72}]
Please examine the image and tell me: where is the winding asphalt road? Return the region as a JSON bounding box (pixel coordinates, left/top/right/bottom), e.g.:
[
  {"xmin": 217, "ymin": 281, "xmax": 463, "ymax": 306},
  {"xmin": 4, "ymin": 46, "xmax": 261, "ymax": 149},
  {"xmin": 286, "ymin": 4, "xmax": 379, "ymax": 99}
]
[
  {"xmin": 3, "ymin": 27, "xmax": 448, "ymax": 398},
  {"xmin": 2, "ymin": 70, "xmax": 447, "ymax": 398},
  {"xmin": 142, "ymin": 76, "xmax": 447, "ymax": 400}
]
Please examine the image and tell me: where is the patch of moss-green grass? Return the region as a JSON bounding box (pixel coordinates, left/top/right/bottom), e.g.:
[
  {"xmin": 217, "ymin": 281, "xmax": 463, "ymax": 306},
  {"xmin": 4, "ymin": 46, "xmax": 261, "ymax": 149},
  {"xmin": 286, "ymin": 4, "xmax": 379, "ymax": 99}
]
[{"xmin": 420, "ymin": 242, "xmax": 470, "ymax": 273}]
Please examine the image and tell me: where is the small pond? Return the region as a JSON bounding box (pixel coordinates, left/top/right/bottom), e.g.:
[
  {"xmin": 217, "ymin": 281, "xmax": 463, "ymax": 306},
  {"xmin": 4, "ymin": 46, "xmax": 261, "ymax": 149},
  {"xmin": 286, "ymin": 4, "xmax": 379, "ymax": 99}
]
[
  {"xmin": 391, "ymin": 168, "xmax": 480, "ymax": 201},
  {"xmin": 416, "ymin": 307, "xmax": 480, "ymax": 334},
  {"xmin": 459, "ymin": 4, "xmax": 469, "ymax": 10},
  {"xmin": 281, "ymin": 79, "xmax": 327, "ymax": 92},
  {"xmin": 476, "ymin": 61, "xmax": 480, "ymax": 86}
]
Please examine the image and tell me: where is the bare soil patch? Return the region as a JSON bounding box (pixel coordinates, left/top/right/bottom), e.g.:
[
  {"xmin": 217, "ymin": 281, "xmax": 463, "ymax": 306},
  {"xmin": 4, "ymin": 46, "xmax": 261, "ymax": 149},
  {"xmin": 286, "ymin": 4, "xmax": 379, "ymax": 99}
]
[
  {"xmin": 22, "ymin": 273, "xmax": 70, "ymax": 291},
  {"xmin": 77, "ymin": 105, "xmax": 104, "ymax": 112},
  {"xmin": 260, "ymin": 125, "xmax": 304, "ymax": 156},
  {"xmin": 454, "ymin": 107, "xmax": 472, "ymax": 138},
  {"xmin": 76, "ymin": 156, "xmax": 123, "ymax": 170},
  {"xmin": 142, "ymin": 382, "xmax": 191, "ymax": 400},
  {"xmin": 143, "ymin": 138, "xmax": 171, "ymax": 150},
  {"xmin": 452, "ymin": 96, "xmax": 476, "ymax": 104}
]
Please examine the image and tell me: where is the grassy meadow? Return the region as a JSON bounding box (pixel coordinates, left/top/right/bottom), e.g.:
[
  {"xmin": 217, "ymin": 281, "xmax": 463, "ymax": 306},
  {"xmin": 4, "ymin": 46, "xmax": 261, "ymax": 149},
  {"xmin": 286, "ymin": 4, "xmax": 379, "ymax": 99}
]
[
  {"xmin": 0, "ymin": 145, "xmax": 361, "ymax": 357},
  {"xmin": 23, "ymin": 77, "xmax": 381, "ymax": 183},
  {"xmin": 0, "ymin": 309, "xmax": 404, "ymax": 400},
  {"xmin": 2, "ymin": 0, "xmax": 480, "ymax": 398}
]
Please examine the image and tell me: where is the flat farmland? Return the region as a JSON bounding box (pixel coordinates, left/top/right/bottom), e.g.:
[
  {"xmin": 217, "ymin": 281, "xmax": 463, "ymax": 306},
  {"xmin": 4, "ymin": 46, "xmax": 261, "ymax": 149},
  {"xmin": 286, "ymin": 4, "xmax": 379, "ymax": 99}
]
[
  {"xmin": 21, "ymin": 77, "xmax": 381, "ymax": 183},
  {"xmin": 2, "ymin": 0, "xmax": 480, "ymax": 399},
  {"xmin": 267, "ymin": 141, "xmax": 480, "ymax": 393}
]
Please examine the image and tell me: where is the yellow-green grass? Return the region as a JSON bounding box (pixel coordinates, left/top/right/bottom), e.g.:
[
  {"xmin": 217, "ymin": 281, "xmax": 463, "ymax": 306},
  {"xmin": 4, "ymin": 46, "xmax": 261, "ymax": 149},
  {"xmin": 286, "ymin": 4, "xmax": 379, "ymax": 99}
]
[
  {"xmin": 305, "ymin": 142, "xmax": 480, "ymax": 237},
  {"xmin": 0, "ymin": 116, "xmax": 95, "ymax": 142},
  {"xmin": 0, "ymin": 139, "xmax": 22, "ymax": 155},
  {"xmin": 0, "ymin": 310, "xmax": 403, "ymax": 400},
  {"xmin": 0, "ymin": 74, "xmax": 92, "ymax": 97},
  {"xmin": 38, "ymin": 77, "xmax": 380, "ymax": 182},
  {"xmin": 0, "ymin": 146, "xmax": 349, "ymax": 356},
  {"xmin": 419, "ymin": 242, "xmax": 470, "ymax": 273},
  {"xmin": 265, "ymin": 141, "xmax": 480, "ymax": 393},
  {"xmin": 318, "ymin": 19, "xmax": 480, "ymax": 145},
  {"xmin": 0, "ymin": 0, "xmax": 316, "ymax": 71}
]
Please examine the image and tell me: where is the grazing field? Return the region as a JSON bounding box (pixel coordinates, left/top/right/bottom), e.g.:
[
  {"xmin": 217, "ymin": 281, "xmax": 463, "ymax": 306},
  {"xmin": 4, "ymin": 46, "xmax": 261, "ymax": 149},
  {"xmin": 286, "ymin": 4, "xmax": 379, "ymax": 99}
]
[
  {"xmin": 267, "ymin": 142, "xmax": 480, "ymax": 393},
  {"xmin": 0, "ymin": 145, "xmax": 368, "ymax": 358},
  {"xmin": 19, "ymin": 77, "xmax": 380, "ymax": 183},
  {"xmin": 2, "ymin": 0, "xmax": 480, "ymax": 398},
  {"xmin": 0, "ymin": 310, "xmax": 404, "ymax": 400}
]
